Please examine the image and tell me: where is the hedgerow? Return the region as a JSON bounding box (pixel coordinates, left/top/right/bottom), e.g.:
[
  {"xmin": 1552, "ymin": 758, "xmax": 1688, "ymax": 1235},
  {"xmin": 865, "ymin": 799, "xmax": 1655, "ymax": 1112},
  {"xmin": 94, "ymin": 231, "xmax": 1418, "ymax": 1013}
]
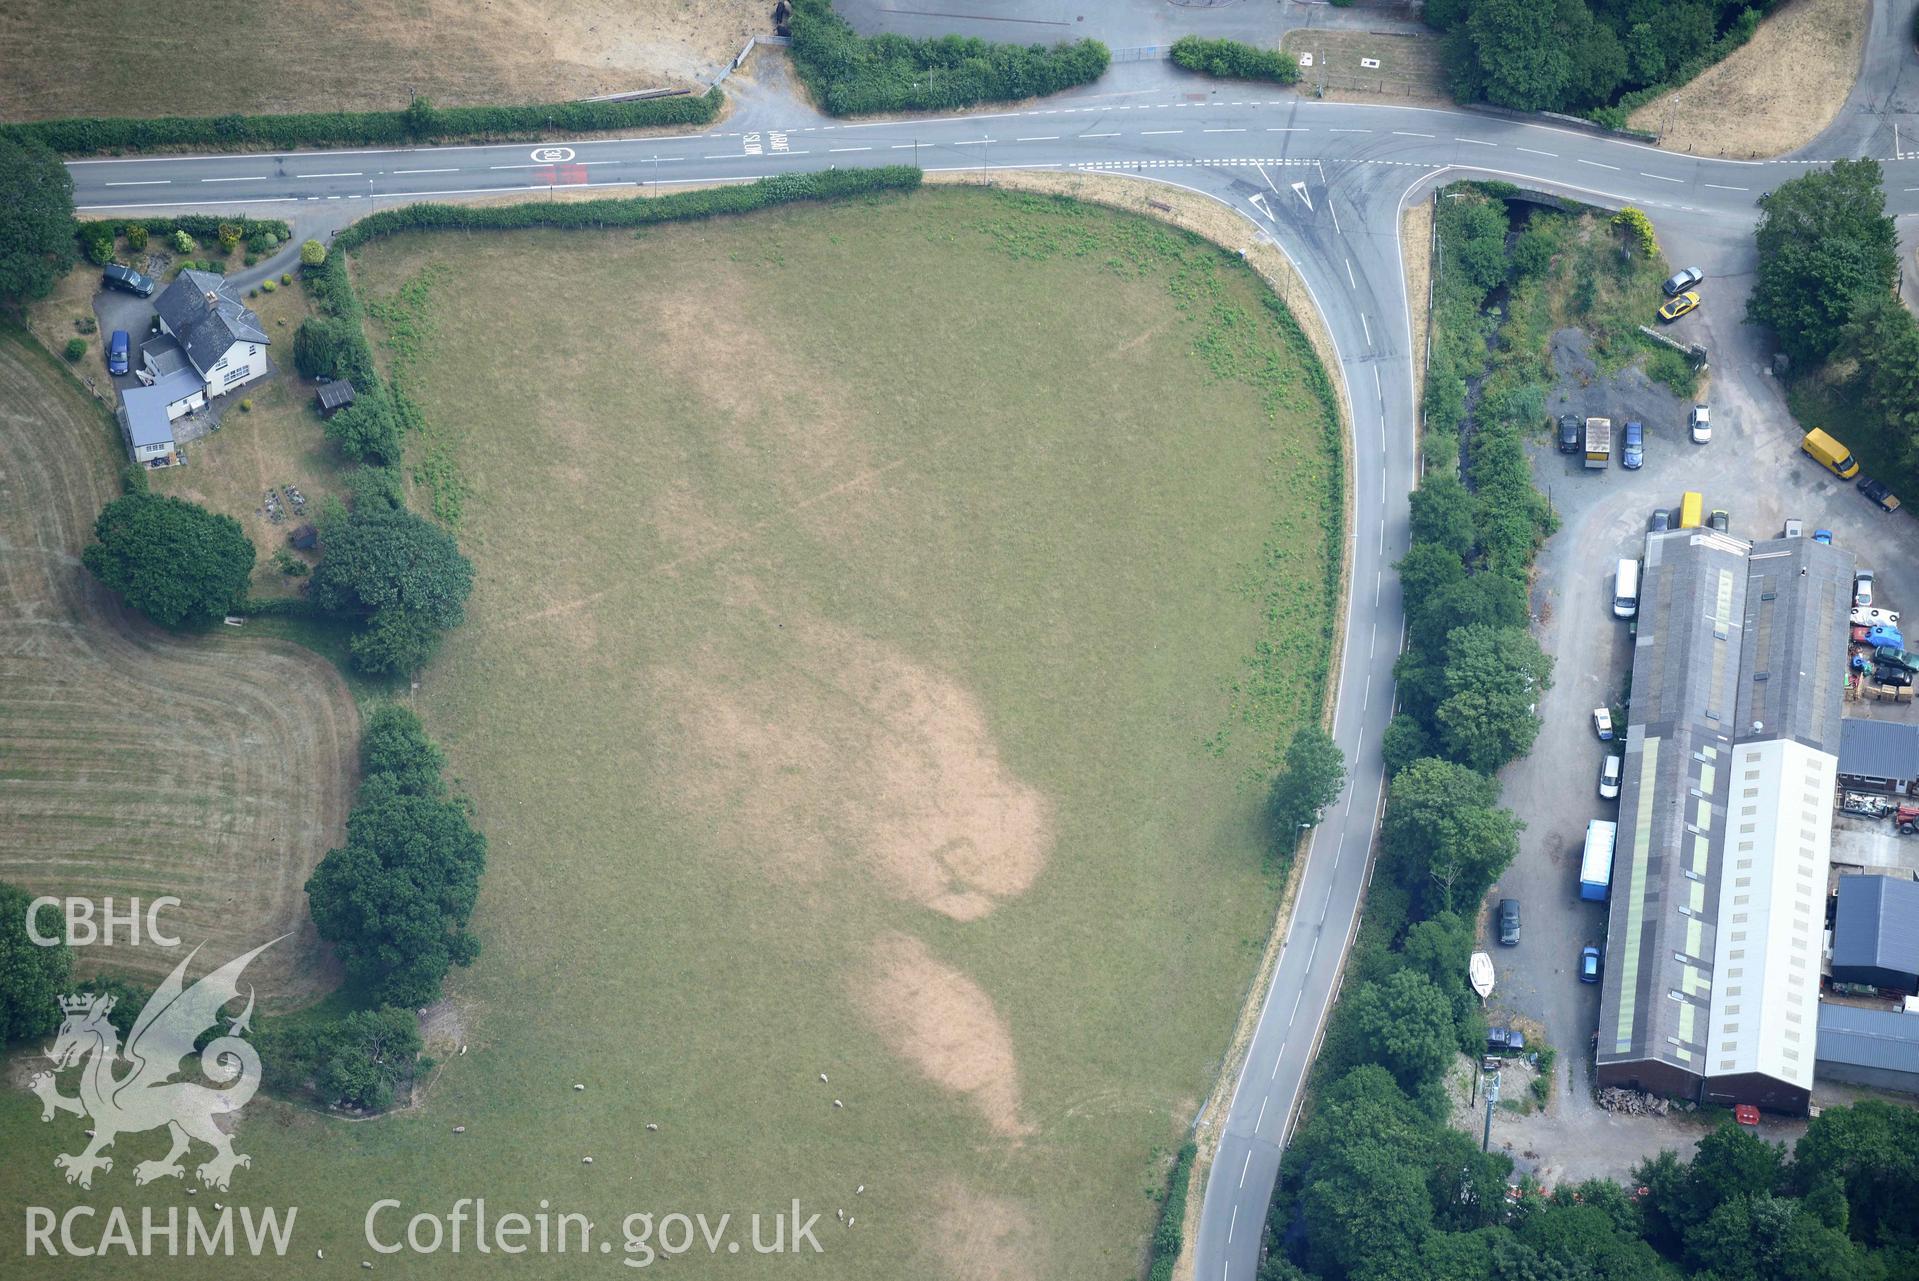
[
  {"xmin": 1169, "ymin": 36, "xmax": 1301, "ymax": 85},
  {"xmin": 787, "ymin": 0, "xmax": 1108, "ymax": 115},
  {"xmin": 1146, "ymin": 1142, "xmax": 1197, "ymax": 1281},
  {"xmin": 76, "ymin": 214, "xmax": 292, "ymax": 254},
  {"xmin": 4, "ymin": 90, "xmax": 722, "ymax": 157}
]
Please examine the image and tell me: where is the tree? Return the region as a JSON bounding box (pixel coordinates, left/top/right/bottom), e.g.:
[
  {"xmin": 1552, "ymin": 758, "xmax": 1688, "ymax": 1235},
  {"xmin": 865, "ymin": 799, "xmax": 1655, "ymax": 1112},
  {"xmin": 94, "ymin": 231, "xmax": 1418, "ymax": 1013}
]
[
  {"xmin": 322, "ymin": 392, "xmax": 405, "ymax": 465},
  {"xmin": 1409, "ymin": 570, "xmax": 1528, "ymax": 659},
  {"xmin": 292, "ymin": 315, "xmax": 358, "ymax": 380},
  {"xmin": 1838, "ymin": 293, "xmax": 1919, "ymax": 452},
  {"xmin": 81, "ymin": 493, "xmax": 256, "ymax": 628},
  {"xmin": 305, "ymin": 707, "xmax": 485, "ymax": 1006},
  {"xmin": 0, "ymin": 882, "xmax": 72, "ymax": 1043},
  {"xmin": 1381, "ymin": 712, "xmax": 1434, "ymax": 779},
  {"xmin": 1267, "ymin": 725, "xmax": 1347, "ymax": 837},
  {"xmin": 1436, "ymin": 623, "xmax": 1552, "ymax": 773},
  {"xmin": 260, "ymin": 1007, "xmax": 425, "ymax": 1111},
  {"xmin": 1790, "ymin": 1101, "xmax": 1919, "ymax": 1249},
  {"xmin": 1400, "ymin": 910, "xmax": 1481, "ymax": 1041},
  {"xmin": 1348, "ymin": 969, "xmax": 1458, "ymax": 1091},
  {"xmin": 300, "ymin": 238, "xmax": 328, "ymax": 267},
  {"xmin": 1686, "ymin": 1122, "xmax": 1785, "ymax": 1221},
  {"xmin": 310, "ymin": 505, "xmax": 473, "ymax": 673},
  {"xmin": 1383, "ymin": 757, "xmax": 1521, "ymax": 913},
  {"xmin": 1409, "ymin": 473, "xmax": 1477, "ymax": 560},
  {"xmin": 1397, "ymin": 542, "xmax": 1468, "ymax": 611},
  {"xmin": 1292, "ymin": 1067, "xmax": 1436, "ymax": 1277},
  {"xmin": 1460, "ymin": 0, "xmax": 1573, "ymax": 111},
  {"xmin": 1748, "ymin": 159, "xmax": 1898, "ymax": 367},
  {"xmin": 0, "ymin": 135, "xmax": 76, "ymax": 302}
]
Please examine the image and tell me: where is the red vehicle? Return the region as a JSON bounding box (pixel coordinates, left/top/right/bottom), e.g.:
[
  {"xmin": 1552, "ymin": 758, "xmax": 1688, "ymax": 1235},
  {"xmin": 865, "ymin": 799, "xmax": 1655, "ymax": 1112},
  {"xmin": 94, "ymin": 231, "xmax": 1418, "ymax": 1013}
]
[{"xmin": 1734, "ymin": 1104, "xmax": 1760, "ymax": 1127}]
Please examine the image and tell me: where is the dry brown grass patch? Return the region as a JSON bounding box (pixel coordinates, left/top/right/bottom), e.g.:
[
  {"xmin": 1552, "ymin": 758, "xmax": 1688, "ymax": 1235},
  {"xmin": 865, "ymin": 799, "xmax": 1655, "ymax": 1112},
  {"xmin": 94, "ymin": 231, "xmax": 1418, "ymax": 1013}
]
[
  {"xmin": 1626, "ymin": 0, "xmax": 1869, "ymax": 158},
  {"xmin": 921, "ymin": 1180, "xmax": 1040, "ymax": 1281},
  {"xmin": 650, "ymin": 616, "xmax": 1053, "ymax": 921},
  {"xmin": 856, "ymin": 933, "xmax": 1032, "ymax": 1140}
]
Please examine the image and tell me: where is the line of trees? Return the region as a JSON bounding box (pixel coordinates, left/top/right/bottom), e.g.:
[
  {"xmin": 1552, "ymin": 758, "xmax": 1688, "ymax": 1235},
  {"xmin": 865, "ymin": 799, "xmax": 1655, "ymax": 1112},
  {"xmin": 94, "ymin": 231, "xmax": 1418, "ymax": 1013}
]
[
  {"xmin": 1425, "ymin": 0, "xmax": 1773, "ymax": 120},
  {"xmin": 787, "ymin": 0, "xmax": 1109, "ymax": 115},
  {"xmin": 82, "ymin": 471, "xmax": 257, "ymax": 629},
  {"xmin": 0, "ymin": 135, "xmax": 75, "ymax": 302},
  {"xmin": 2, "ymin": 90, "xmax": 724, "ymax": 158},
  {"xmin": 306, "ymin": 704, "xmax": 486, "ymax": 1008}
]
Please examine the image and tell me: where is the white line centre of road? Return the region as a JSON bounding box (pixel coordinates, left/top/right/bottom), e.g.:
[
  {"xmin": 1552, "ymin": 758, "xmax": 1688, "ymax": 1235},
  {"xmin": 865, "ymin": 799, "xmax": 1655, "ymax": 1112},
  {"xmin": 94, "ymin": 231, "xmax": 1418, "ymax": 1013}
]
[
  {"xmin": 1704, "ymin": 182, "xmax": 1748, "ymax": 192},
  {"xmin": 1577, "ymin": 158, "xmax": 1619, "ymax": 170},
  {"xmin": 1014, "ymin": 136, "xmax": 1057, "ymax": 142},
  {"xmin": 829, "ymin": 146, "xmax": 872, "ymax": 152},
  {"xmin": 1081, "ymin": 131, "xmax": 1119, "ymax": 138},
  {"xmin": 1361, "ymin": 314, "xmax": 1372, "ymax": 348},
  {"xmin": 1330, "ymin": 128, "xmax": 1371, "ymax": 134},
  {"xmin": 106, "ymin": 180, "xmax": 170, "ymax": 186},
  {"xmin": 298, "ymin": 171, "xmax": 363, "ymax": 178},
  {"xmin": 1141, "ymin": 129, "xmax": 1182, "ymax": 136},
  {"xmin": 1229, "ymin": 1206, "xmax": 1238, "ymax": 1244},
  {"xmin": 1641, "ymin": 171, "xmax": 1684, "ymax": 183},
  {"xmin": 1238, "ymin": 1150, "xmax": 1251, "ymax": 1188},
  {"xmin": 1456, "ymin": 137, "xmax": 1497, "ymax": 146},
  {"xmin": 1204, "ymin": 128, "xmax": 1246, "ymax": 133},
  {"xmin": 1392, "ymin": 131, "xmax": 1435, "ymax": 138},
  {"xmin": 393, "ymin": 167, "xmax": 459, "ymax": 174},
  {"xmin": 1516, "ymin": 147, "xmax": 1556, "ymax": 157},
  {"xmin": 200, "ymin": 176, "xmax": 268, "ymax": 183}
]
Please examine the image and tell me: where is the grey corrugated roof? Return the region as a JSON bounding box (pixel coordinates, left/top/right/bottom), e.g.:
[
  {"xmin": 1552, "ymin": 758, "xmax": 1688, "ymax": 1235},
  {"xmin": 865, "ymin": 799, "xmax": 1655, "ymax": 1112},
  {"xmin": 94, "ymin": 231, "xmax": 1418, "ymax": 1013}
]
[
  {"xmin": 153, "ymin": 270, "xmax": 269, "ymax": 378},
  {"xmin": 118, "ymin": 368, "xmax": 200, "ymax": 449},
  {"xmin": 1838, "ymin": 718, "xmax": 1919, "ymax": 781},
  {"xmin": 1815, "ymin": 1003, "xmax": 1919, "ymax": 1072},
  {"xmin": 1833, "ymin": 874, "xmax": 1919, "ymax": 979},
  {"xmin": 1739, "ymin": 536, "xmax": 1854, "ymax": 754}
]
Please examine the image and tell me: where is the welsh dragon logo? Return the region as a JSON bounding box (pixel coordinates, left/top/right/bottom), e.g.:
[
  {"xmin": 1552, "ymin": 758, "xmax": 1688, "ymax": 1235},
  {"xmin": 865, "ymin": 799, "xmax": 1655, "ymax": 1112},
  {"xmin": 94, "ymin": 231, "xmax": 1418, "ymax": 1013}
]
[{"xmin": 28, "ymin": 938, "xmax": 280, "ymax": 1191}]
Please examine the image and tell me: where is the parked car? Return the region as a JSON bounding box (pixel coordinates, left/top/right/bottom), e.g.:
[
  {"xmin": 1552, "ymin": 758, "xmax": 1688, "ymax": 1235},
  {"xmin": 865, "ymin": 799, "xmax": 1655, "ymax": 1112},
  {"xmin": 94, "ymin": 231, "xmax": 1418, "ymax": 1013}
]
[
  {"xmin": 1599, "ymin": 755, "xmax": 1621, "ymax": 800},
  {"xmin": 1689, "ymin": 404, "xmax": 1711, "ymax": 444},
  {"xmin": 1856, "ymin": 570, "xmax": 1876, "ymax": 608},
  {"xmin": 1662, "ymin": 267, "xmax": 1705, "ymax": 297},
  {"xmin": 1487, "ymin": 1026, "xmax": 1528, "ymax": 1055},
  {"xmin": 107, "ymin": 330, "xmax": 129, "ymax": 376},
  {"xmin": 1621, "ymin": 420, "xmax": 1644, "ymax": 469},
  {"xmin": 1649, "ymin": 508, "xmax": 1671, "ymax": 533},
  {"xmin": 101, "ymin": 263, "xmax": 156, "ymax": 297},
  {"xmin": 1859, "ymin": 477, "xmax": 1903, "ymax": 512},
  {"xmin": 1497, "ymin": 898, "xmax": 1521, "ymax": 946},
  {"xmin": 1557, "ymin": 413, "xmax": 1581, "ymax": 454},
  {"xmin": 1814, "ymin": 529, "xmax": 1833, "ymax": 545},
  {"xmin": 1659, "ymin": 290, "xmax": 1701, "ymax": 322},
  {"xmin": 1592, "ymin": 707, "xmax": 1614, "ymax": 741},
  {"xmin": 1710, "ymin": 509, "xmax": 1730, "ymax": 533},
  {"xmin": 1580, "ymin": 946, "xmax": 1602, "ymax": 983}
]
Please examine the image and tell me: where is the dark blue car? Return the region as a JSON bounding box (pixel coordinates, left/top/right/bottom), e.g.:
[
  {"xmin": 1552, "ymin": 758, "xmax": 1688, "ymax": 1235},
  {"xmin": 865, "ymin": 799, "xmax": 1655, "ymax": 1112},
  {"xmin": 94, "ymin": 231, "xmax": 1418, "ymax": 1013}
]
[
  {"xmin": 107, "ymin": 330, "xmax": 130, "ymax": 376},
  {"xmin": 1621, "ymin": 420, "xmax": 1644, "ymax": 470}
]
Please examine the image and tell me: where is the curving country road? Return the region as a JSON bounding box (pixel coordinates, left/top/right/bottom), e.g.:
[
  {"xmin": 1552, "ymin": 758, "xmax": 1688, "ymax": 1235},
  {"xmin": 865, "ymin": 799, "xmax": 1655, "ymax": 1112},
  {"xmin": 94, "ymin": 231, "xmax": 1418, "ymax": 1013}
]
[{"xmin": 59, "ymin": 7, "xmax": 1919, "ymax": 1276}]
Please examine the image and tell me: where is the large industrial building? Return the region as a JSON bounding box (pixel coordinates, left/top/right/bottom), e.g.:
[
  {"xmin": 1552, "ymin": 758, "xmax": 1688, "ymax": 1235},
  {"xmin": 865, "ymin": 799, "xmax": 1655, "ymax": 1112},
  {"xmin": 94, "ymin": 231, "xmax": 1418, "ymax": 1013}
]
[{"xmin": 1594, "ymin": 527, "xmax": 1856, "ymax": 1113}]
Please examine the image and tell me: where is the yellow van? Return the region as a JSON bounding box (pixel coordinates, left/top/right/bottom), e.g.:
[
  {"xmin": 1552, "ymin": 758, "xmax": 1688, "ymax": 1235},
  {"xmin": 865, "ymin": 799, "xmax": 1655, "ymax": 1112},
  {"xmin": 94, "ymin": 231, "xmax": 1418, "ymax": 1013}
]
[
  {"xmin": 1679, "ymin": 492, "xmax": 1704, "ymax": 529},
  {"xmin": 1802, "ymin": 428, "xmax": 1861, "ymax": 479}
]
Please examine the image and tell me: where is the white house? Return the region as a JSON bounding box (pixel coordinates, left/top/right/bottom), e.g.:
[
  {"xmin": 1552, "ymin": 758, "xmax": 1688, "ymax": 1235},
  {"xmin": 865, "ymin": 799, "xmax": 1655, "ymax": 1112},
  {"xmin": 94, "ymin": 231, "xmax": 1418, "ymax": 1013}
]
[{"xmin": 149, "ymin": 268, "xmax": 271, "ymax": 397}]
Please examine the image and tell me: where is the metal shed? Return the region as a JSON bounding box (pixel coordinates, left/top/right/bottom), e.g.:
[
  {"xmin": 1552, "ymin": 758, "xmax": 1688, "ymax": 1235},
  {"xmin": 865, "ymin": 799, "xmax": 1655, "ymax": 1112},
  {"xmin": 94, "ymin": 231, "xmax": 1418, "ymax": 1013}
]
[{"xmin": 1832, "ymin": 874, "xmax": 1919, "ymax": 995}]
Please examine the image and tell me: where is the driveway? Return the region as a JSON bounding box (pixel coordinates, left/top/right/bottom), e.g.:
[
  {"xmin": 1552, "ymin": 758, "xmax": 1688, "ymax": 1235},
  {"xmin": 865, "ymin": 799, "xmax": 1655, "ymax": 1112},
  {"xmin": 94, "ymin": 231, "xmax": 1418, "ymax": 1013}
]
[{"xmin": 91, "ymin": 279, "xmax": 156, "ymax": 396}]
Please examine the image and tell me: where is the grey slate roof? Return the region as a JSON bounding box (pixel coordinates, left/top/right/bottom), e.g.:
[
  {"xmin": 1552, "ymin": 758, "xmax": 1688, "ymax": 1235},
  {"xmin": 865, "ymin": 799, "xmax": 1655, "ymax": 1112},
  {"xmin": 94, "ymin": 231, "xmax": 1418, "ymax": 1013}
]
[
  {"xmin": 118, "ymin": 368, "xmax": 201, "ymax": 449},
  {"xmin": 1838, "ymin": 718, "xmax": 1919, "ymax": 782},
  {"xmin": 1815, "ymin": 1003, "xmax": 1919, "ymax": 1073},
  {"xmin": 141, "ymin": 333, "xmax": 191, "ymax": 378},
  {"xmin": 1833, "ymin": 874, "xmax": 1919, "ymax": 982},
  {"xmin": 316, "ymin": 380, "xmax": 357, "ymax": 411},
  {"xmin": 153, "ymin": 269, "xmax": 269, "ymax": 378}
]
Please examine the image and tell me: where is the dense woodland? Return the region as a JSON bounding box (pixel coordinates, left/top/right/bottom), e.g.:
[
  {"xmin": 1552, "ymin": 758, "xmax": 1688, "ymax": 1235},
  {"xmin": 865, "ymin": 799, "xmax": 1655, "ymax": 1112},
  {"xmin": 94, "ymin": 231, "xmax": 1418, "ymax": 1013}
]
[{"xmin": 1426, "ymin": 0, "xmax": 1775, "ymax": 122}]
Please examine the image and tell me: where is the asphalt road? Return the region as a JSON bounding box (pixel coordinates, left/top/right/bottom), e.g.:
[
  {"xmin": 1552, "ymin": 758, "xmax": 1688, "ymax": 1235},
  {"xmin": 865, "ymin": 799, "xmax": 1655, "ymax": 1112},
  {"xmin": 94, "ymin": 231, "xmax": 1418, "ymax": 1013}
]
[{"xmin": 58, "ymin": 12, "xmax": 1919, "ymax": 1277}]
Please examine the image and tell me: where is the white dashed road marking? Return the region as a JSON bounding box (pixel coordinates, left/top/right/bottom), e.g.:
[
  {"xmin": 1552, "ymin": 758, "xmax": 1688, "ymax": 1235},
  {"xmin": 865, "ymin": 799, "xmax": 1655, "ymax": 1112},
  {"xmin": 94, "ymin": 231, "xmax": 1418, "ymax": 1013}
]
[
  {"xmin": 1515, "ymin": 147, "xmax": 1555, "ymax": 158},
  {"xmin": 1456, "ymin": 137, "xmax": 1497, "ymax": 146},
  {"xmin": 1641, "ymin": 171, "xmax": 1684, "ymax": 183},
  {"xmin": 107, "ymin": 180, "xmax": 170, "ymax": 186},
  {"xmin": 1577, "ymin": 158, "xmax": 1619, "ymax": 170}
]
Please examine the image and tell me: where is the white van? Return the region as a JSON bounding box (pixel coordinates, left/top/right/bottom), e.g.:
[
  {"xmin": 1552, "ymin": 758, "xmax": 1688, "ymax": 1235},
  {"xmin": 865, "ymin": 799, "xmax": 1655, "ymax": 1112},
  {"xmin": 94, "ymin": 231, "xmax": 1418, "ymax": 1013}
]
[{"xmin": 1613, "ymin": 558, "xmax": 1641, "ymax": 619}]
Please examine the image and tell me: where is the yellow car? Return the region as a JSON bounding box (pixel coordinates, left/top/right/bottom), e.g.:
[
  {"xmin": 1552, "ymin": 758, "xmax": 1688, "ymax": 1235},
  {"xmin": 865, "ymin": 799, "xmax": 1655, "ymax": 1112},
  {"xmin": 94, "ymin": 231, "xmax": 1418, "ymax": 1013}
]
[{"xmin": 1658, "ymin": 290, "xmax": 1701, "ymax": 322}]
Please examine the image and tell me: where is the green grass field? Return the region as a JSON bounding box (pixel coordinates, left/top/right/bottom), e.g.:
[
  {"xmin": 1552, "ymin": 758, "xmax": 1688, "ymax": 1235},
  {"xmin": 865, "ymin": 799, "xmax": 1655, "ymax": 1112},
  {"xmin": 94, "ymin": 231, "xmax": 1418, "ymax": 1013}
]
[{"xmin": 0, "ymin": 187, "xmax": 1339, "ymax": 1279}]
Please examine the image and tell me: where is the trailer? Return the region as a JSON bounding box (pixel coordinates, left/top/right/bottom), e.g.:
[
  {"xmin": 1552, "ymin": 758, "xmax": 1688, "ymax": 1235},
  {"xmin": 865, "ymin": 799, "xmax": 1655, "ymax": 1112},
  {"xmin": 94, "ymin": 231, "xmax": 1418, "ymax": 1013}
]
[
  {"xmin": 1584, "ymin": 417, "xmax": 1612, "ymax": 469},
  {"xmin": 1580, "ymin": 818, "xmax": 1617, "ymax": 901}
]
